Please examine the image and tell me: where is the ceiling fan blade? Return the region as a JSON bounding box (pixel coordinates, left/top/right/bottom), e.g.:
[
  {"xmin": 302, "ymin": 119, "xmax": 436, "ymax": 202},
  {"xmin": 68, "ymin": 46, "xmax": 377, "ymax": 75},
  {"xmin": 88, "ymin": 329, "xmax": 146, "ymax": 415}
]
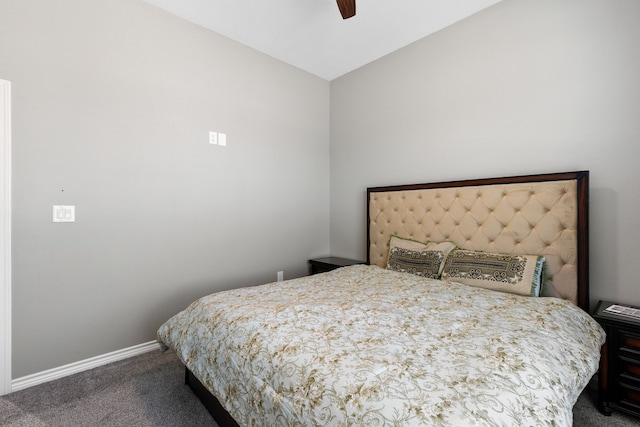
[{"xmin": 336, "ymin": 0, "xmax": 356, "ymax": 19}]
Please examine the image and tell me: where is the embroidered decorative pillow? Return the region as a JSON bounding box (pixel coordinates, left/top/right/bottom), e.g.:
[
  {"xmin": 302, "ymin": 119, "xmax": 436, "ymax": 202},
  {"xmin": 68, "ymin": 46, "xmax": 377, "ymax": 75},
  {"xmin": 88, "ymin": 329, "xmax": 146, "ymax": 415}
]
[
  {"xmin": 424, "ymin": 241, "xmax": 457, "ymax": 276},
  {"xmin": 386, "ymin": 236, "xmax": 453, "ymax": 279},
  {"xmin": 441, "ymin": 250, "xmax": 545, "ymax": 297}
]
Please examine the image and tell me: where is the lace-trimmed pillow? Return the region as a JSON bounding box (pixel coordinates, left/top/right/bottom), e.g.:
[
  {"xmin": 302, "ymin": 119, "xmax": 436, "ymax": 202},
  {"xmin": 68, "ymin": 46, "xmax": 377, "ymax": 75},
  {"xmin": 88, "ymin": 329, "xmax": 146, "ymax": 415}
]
[
  {"xmin": 386, "ymin": 236, "xmax": 456, "ymax": 279},
  {"xmin": 441, "ymin": 249, "xmax": 545, "ymax": 297}
]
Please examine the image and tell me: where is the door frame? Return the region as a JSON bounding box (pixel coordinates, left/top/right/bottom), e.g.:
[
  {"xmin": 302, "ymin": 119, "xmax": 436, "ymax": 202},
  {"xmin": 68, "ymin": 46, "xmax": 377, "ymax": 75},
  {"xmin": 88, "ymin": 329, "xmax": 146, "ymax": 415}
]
[{"xmin": 0, "ymin": 79, "xmax": 12, "ymax": 395}]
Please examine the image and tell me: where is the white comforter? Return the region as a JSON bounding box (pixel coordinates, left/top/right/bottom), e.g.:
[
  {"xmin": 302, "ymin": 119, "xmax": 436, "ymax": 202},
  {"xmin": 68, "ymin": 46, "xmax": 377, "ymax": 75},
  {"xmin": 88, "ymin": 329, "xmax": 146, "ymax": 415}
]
[{"xmin": 157, "ymin": 265, "xmax": 605, "ymax": 426}]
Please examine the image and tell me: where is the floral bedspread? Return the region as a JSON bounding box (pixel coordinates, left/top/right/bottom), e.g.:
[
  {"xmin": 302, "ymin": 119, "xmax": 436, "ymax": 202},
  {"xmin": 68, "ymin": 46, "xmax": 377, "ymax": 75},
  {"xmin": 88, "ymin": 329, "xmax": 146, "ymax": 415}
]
[{"xmin": 157, "ymin": 265, "xmax": 605, "ymax": 426}]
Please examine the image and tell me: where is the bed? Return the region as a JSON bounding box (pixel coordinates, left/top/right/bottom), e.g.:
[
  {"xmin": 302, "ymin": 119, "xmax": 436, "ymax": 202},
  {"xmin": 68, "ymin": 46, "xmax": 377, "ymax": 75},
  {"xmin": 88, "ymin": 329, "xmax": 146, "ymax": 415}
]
[{"xmin": 157, "ymin": 171, "xmax": 605, "ymax": 426}]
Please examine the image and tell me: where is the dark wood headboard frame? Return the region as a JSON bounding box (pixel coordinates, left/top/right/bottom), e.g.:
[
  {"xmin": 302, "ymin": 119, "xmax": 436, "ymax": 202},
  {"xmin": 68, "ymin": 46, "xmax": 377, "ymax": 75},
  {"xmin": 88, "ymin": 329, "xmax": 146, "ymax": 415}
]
[{"xmin": 366, "ymin": 171, "xmax": 590, "ymax": 311}]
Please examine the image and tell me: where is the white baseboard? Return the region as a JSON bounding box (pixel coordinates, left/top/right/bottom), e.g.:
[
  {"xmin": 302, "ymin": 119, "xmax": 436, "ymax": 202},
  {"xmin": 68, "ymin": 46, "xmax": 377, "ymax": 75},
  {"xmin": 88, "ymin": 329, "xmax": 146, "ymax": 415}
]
[{"xmin": 11, "ymin": 340, "xmax": 162, "ymax": 392}]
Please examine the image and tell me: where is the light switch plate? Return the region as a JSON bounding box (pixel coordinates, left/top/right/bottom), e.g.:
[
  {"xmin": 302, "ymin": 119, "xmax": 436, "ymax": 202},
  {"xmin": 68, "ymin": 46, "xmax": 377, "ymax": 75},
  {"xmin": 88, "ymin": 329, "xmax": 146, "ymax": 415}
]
[
  {"xmin": 53, "ymin": 205, "xmax": 75, "ymax": 222},
  {"xmin": 209, "ymin": 131, "xmax": 218, "ymax": 145}
]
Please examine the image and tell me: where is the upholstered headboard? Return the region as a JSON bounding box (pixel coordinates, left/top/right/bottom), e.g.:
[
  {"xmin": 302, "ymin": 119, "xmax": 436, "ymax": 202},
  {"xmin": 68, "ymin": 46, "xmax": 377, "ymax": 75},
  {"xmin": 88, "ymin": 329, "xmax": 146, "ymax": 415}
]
[{"xmin": 367, "ymin": 171, "xmax": 589, "ymax": 311}]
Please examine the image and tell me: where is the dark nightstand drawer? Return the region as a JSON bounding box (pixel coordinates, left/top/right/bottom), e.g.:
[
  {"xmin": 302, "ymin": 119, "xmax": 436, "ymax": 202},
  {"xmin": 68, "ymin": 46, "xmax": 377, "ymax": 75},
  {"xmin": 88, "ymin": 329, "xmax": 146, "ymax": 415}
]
[
  {"xmin": 618, "ymin": 329, "xmax": 640, "ymax": 387},
  {"xmin": 618, "ymin": 384, "xmax": 640, "ymax": 413},
  {"xmin": 620, "ymin": 356, "xmax": 640, "ymax": 383},
  {"xmin": 308, "ymin": 257, "xmax": 365, "ymax": 275},
  {"xmin": 620, "ymin": 329, "xmax": 640, "ymax": 356},
  {"xmin": 620, "ymin": 360, "xmax": 640, "ymax": 378}
]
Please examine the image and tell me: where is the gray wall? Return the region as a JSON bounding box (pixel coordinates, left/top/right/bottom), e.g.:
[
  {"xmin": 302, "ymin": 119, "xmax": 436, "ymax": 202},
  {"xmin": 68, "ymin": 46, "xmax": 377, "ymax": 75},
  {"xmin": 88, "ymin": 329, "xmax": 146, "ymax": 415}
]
[
  {"xmin": 330, "ymin": 0, "xmax": 640, "ymax": 307},
  {"xmin": 1, "ymin": 0, "xmax": 330, "ymax": 377}
]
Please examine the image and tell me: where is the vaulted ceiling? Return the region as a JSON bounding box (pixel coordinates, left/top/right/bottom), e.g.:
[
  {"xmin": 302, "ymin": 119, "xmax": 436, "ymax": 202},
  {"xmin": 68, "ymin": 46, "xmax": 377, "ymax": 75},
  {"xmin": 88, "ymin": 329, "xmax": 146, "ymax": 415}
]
[{"xmin": 142, "ymin": 0, "xmax": 503, "ymax": 81}]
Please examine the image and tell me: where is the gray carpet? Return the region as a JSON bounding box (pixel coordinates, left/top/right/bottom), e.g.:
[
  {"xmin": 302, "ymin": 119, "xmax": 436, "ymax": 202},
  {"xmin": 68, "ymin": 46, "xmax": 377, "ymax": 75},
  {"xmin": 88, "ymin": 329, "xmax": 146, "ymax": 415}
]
[
  {"xmin": 0, "ymin": 350, "xmax": 216, "ymax": 426},
  {"xmin": 0, "ymin": 349, "xmax": 638, "ymax": 426}
]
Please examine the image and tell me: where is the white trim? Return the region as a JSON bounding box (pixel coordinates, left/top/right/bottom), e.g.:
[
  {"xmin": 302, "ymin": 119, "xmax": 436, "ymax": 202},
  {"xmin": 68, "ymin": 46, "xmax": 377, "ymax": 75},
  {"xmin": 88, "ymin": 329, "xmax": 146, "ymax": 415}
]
[
  {"xmin": 11, "ymin": 341, "xmax": 162, "ymax": 392},
  {"xmin": 0, "ymin": 79, "xmax": 11, "ymax": 396}
]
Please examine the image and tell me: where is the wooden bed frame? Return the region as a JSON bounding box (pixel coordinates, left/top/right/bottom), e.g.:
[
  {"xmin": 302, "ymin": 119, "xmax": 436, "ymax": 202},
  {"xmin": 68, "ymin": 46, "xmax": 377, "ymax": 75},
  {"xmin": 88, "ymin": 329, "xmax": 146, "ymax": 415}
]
[{"xmin": 185, "ymin": 170, "xmax": 590, "ymax": 424}]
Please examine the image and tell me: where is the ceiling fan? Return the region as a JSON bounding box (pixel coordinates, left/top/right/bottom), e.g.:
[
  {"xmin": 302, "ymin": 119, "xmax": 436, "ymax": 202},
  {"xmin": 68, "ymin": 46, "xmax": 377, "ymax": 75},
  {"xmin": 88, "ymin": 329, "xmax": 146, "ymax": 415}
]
[{"xmin": 336, "ymin": 0, "xmax": 356, "ymax": 19}]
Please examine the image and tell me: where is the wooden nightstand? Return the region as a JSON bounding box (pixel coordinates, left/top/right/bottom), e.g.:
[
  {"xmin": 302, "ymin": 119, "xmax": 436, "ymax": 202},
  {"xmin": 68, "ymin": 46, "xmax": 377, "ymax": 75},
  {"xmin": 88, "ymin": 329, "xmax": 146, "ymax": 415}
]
[
  {"xmin": 308, "ymin": 257, "xmax": 365, "ymax": 275},
  {"xmin": 593, "ymin": 300, "xmax": 640, "ymax": 419}
]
